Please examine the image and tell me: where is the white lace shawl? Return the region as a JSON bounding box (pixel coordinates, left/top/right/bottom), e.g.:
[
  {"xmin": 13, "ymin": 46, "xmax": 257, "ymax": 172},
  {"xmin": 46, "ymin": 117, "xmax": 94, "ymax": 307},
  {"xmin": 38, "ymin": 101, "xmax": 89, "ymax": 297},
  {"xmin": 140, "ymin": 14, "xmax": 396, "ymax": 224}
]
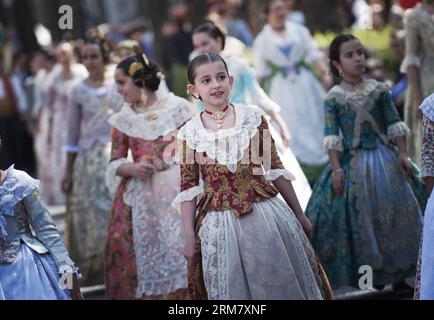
[
  {"xmin": 178, "ymin": 104, "xmax": 264, "ymax": 173},
  {"xmin": 108, "ymin": 93, "xmax": 197, "ymax": 141}
]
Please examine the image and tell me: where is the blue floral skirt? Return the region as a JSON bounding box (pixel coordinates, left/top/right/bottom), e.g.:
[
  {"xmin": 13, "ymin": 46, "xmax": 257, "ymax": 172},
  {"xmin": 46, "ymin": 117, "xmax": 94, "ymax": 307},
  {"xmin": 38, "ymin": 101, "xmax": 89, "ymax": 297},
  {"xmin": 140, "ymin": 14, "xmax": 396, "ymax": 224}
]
[
  {"xmin": 0, "ymin": 243, "xmax": 72, "ymax": 300},
  {"xmin": 306, "ymin": 144, "xmax": 425, "ymax": 289}
]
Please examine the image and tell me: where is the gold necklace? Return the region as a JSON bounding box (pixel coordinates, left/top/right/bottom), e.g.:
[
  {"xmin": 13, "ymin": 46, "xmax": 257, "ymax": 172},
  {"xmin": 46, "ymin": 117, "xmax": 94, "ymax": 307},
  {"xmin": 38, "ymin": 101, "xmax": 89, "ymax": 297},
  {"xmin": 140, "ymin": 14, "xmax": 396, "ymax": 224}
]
[{"xmin": 204, "ymin": 105, "xmax": 230, "ymax": 129}]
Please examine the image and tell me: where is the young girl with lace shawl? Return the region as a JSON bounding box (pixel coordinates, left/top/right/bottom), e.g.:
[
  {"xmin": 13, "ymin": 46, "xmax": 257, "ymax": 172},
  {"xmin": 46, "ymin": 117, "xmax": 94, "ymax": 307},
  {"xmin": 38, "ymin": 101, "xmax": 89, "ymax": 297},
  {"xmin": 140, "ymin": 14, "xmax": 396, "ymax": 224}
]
[
  {"xmin": 190, "ymin": 21, "xmax": 312, "ymax": 211},
  {"xmin": 173, "ymin": 52, "xmax": 333, "ymax": 300},
  {"xmin": 0, "ymin": 143, "xmax": 82, "ymax": 299},
  {"xmin": 105, "ymin": 48, "xmax": 197, "ymax": 299},
  {"xmin": 305, "ymin": 34, "xmax": 425, "ymax": 291}
]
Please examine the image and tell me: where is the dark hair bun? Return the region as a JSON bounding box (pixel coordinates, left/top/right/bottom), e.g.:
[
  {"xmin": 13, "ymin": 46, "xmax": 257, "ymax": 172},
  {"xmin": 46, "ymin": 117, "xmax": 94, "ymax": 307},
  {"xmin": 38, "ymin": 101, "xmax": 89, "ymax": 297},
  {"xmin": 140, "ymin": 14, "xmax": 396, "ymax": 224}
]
[{"xmin": 117, "ymin": 47, "xmax": 162, "ymax": 92}]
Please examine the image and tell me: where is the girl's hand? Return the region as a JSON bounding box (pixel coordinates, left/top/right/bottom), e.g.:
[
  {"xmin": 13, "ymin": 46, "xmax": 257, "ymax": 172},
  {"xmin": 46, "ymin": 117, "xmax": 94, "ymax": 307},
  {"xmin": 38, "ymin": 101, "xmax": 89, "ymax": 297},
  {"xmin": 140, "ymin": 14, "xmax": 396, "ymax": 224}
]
[
  {"xmin": 399, "ymin": 153, "xmax": 413, "ymax": 178},
  {"xmin": 61, "ymin": 173, "xmax": 73, "ymax": 194},
  {"xmin": 297, "ymin": 215, "xmax": 313, "ymax": 239},
  {"xmin": 182, "ymin": 234, "xmax": 198, "ymax": 265},
  {"xmin": 130, "ymin": 163, "xmax": 155, "ymax": 181},
  {"xmin": 332, "ymin": 169, "xmax": 345, "ymax": 197},
  {"xmin": 69, "ymin": 273, "xmax": 84, "ymax": 300}
]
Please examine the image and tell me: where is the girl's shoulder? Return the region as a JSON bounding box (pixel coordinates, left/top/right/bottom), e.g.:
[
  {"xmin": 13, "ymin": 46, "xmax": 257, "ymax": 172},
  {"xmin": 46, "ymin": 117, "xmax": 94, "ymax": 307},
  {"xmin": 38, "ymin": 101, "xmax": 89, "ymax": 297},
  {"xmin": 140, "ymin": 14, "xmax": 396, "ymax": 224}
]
[
  {"xmin": 0, "ymin": 166, "xmax": 39, "ymax": 218},
  {"xmin": 326, "ymin": 79, "xmax": 386, "ymax": 103},
  {"xmin": 109, "ymin": 93, "xmax": 197, "ymax": 140}
]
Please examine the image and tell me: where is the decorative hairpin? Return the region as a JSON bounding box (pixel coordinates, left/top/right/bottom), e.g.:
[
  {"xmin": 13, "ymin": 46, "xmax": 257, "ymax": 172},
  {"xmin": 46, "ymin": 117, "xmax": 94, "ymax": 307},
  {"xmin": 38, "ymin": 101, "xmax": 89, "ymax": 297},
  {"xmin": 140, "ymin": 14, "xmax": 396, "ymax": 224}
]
[
  {"xmin": 128, "ymin": 62, "xmax": 144, "ymax": 77},
  {"xmin": 132, "ymin": 45, "xmax": 149, "ymax": 68}
]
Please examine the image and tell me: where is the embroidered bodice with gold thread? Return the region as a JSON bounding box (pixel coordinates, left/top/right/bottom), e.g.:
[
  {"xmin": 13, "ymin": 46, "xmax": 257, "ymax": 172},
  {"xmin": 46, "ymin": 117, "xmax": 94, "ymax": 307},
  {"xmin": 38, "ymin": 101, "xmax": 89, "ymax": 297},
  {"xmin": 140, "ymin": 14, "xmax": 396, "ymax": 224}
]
[{"xmin": 173, "ymin": 105, "xmax": 294, "ymax": 217}]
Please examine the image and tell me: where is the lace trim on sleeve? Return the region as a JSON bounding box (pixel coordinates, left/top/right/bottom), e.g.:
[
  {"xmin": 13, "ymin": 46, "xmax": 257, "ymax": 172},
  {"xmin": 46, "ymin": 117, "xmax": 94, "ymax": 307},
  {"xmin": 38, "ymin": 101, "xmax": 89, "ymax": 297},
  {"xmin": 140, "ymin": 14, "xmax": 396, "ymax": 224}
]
[
  {"xmin": 387, "ymin": 121, "xmax": 411, "ymax": 141},
  {"xmin": 264, "ymin": 169, "xmax": 296, "ymax": 182},
  {"xmin": 105, "ymin": 158, "xmax": 130, "ymax": 197},
  {"xmin": 400, "ymin": 56, "xmax": 421, "ymax": 73},
  {"xmin": 171, "ymin": 185, "xmax": 204, "ymax": 210},
  {"xmin": 324, "ymin": 135, "xmax": 343, "ymax": 152}
]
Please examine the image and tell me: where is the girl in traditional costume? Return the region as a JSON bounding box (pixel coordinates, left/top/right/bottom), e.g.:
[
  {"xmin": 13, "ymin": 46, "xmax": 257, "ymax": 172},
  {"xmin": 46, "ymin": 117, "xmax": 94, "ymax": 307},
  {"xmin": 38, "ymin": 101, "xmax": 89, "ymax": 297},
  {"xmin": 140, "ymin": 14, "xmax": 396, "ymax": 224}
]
[
  {"xmin": 105, "ymin": 48, "xmax": 196, "ymax": 299},
  {"xmin": 61, "ymin": 29, "xmax": 123, "ymax": 286},
  {"xmin": 253, "ymin": 0, "xmax": 333, "ymax": 178},
  {"xmin": 0, "ymin": 143, "xmax": 82, "ymax": 299},
  {"xmin": 173, "ymin": 52, "xmax": 333, "ymax": 300},
  {"xmin": 305, "ymin": 34, "xmax": 425, "ymax": 290},
  {"xmin": 190, "ymin": 21, "xmax": 312, "ymax": 210},
  {"xmin": 39, "ymin": 42, "xmax": 87, "ymax": 205}
]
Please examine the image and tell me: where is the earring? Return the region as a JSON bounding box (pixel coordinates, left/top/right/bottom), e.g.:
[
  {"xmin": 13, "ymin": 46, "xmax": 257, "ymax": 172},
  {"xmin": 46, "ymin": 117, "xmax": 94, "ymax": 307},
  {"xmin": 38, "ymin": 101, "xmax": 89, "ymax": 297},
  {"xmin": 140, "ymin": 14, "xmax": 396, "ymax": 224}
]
[
  {"xmin": 338, "ymin": 69, "xmax": 343, "ymax": 77},
  {"xmin": 187, "ymin": 90, "xmax": 200, "ymax": 100},
  {"xmin": 141, "ymin": 89, "xmax": 148, "ymax": 104}
]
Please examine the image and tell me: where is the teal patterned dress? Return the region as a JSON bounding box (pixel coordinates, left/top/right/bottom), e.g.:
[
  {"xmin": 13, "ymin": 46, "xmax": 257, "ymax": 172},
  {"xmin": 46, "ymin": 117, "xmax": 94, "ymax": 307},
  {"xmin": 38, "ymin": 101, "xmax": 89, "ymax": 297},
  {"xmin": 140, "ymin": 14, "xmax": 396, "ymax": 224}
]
[{"xmin": 305, "ymin": 79, "xmax": 425, "ymax": 289}]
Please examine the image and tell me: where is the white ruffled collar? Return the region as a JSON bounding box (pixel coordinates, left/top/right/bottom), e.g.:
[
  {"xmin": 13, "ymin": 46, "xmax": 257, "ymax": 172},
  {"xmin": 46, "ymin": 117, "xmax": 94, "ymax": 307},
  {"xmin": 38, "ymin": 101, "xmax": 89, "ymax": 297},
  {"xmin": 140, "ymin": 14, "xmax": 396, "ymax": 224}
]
[
  {"xmin": 330, "ymin": 79, "xmax": 378, "ymax": 98},
  {"xmin": 178, "ymin": 104, "xmax": 264, "ymax": 173},
  {"xmin": 108, "ymin": 93, "xmax": 197, "ymax": 140},
  {"xmin": 420, "ymin": 94, "xmax": 434, "ymax": 122}
]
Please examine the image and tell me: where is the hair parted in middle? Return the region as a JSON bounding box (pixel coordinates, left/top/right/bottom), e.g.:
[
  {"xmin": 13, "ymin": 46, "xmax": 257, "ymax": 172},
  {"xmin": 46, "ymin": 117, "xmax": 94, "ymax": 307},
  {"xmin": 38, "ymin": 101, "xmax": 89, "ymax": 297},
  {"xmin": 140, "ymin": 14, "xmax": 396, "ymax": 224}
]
[{"xmin": 187, "ymin": 52, "xmax": 230, "ymax": 84}]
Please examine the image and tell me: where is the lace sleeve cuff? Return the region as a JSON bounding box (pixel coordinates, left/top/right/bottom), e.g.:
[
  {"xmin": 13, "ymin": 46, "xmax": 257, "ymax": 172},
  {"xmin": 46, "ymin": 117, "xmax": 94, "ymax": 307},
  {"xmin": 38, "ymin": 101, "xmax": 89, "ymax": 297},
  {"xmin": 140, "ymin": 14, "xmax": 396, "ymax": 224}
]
[
  {"xmin": 105, "ymin": 158, "xmax": 130, "ymax": 196},
  {"xmin": 58, "ymin": 263, "xmax": 82, "ymax": 279},
  {"xmin": 324, "ymin": 135, "xmax": 343, "ymax": 152},
  {"xmin": 171, "ymin": 185, "xmax": 204, "ymax": 209},
  {"xmin": 264, "ymin": 169, "xmax": 296, "ymax": 182},
  {"xmin": 387, "ymin": 121, "xmax": 410, "ymax": 141},
  {"xmin": 63, "ymin": 145, "xmax": 80, "ymax": 153},
  {"xmin": 400, "ymin": 55, "xmax": 421, "ymax": 73}
]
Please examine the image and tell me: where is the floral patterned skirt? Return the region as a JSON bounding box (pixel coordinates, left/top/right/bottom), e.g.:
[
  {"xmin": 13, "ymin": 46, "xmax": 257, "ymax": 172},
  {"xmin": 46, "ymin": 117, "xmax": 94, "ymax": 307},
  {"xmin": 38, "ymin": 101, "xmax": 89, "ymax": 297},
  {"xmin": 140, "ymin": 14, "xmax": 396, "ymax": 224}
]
[
  {"xmin": 196, "ymin": 197, "xmax": 332, "ymax": 300},
  {"xmin": 64, "ymin": 145, "xmax": 112, "ymax": 286},
  {"xmin": 306, "ymin": 144, "xmax": 425, "ymax": 289}
]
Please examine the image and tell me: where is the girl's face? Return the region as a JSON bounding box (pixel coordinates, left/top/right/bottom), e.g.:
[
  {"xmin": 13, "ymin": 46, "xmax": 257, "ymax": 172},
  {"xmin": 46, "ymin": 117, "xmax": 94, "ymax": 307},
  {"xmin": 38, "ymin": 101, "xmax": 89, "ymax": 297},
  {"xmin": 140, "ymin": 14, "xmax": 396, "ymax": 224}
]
[
  {"xmin": 188, "ymin": 61, "xmax": 233, "ymax": 109},
  {"xmin": 81, "ymin": 44, "xmax": 105, "ymax": 75},
  {"xmin": 56, "ymin": 43, "xmax": 74, "ymax": 66},
  {"xmin": 114, "ymin": 68, "xmax": 141, "ymax": 104},
  {"xmin": 268, "ymin": 0, "xmax": 288, "ymax": 27},
  {"xmin": 334, "ymin": 40, "xmax": 366, "ymax": 78},
  {"xmin": 192, "ymin": 32, "xmax": 222, "ymax": 54}
]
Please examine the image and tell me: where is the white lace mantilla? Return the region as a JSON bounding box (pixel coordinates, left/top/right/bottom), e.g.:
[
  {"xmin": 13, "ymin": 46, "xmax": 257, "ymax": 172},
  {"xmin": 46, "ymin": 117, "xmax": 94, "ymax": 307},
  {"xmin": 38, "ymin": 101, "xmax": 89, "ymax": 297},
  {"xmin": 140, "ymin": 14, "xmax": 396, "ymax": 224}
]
[
  {"xmin": 387, "ymin": 121, "xmax": 410, "ymax": 141},
  {"xmin": 178, "ymin": 104, "xmax": 264, "ymax": 173},
  {"xmin": 108, "ymin": 94, "xmax": 196, "ymax": 140},
  {"xmin": 420, "ymin": 94, "xmax": 434, "ymax": 122}
]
